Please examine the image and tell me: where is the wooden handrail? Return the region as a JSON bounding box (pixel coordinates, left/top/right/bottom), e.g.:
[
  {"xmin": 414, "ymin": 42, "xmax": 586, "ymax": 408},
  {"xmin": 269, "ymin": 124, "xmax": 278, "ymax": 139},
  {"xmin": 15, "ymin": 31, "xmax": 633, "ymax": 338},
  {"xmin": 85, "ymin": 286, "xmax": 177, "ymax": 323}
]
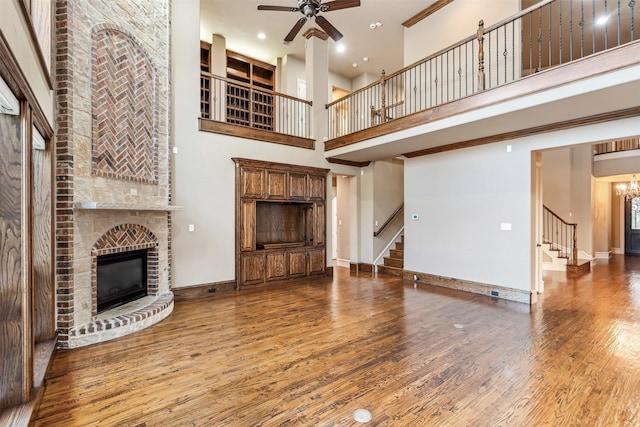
[
  {"xmin": 200, "ymin": 71, "xmax": 313, "ymax": 106},
  {"xmin": 543, "ymin": 205, "xmax": 576, "ymax": 227},
  {"xmin": 373, "ymin": 204, "xmax": 404, "ymax": 237},
  {"xmin": 543, "ymin": 204, "xmax": 578, "ymax": 265}
]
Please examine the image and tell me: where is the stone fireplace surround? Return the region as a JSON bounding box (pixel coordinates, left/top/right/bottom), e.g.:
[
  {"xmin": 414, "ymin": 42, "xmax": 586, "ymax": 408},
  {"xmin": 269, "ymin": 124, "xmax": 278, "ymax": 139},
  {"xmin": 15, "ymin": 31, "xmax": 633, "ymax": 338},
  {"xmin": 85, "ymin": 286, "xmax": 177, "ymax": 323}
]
[{"xmin": 55, "ymin": 0, "xmax": 174, "ymax": 348}]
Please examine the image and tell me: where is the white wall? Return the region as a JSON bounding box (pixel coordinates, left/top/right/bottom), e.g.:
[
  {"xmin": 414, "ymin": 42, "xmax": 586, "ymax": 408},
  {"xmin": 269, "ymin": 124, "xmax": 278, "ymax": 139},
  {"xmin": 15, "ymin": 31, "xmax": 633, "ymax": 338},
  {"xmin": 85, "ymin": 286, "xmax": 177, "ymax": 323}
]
[
  {"xmin": 405, "ymin": 142, "xmax": 531, "ymax": 291},
  {"xmin": 404, "ymin": 117, "xmax": 640, "ymax": 293},
  {"xmin": 372, "ymin": 159, "xmax": 404, "ymax": 257},
  {"xmin": 542, "ymin": 147, "xmax": 572, "ymax": 218},
  {"xmin": 403, "ymin": 0, "xmax": 520, "ymax": 66},
  {"xmin": 171, "ymin": 1, "xmax": 359, "ymax": 287}
]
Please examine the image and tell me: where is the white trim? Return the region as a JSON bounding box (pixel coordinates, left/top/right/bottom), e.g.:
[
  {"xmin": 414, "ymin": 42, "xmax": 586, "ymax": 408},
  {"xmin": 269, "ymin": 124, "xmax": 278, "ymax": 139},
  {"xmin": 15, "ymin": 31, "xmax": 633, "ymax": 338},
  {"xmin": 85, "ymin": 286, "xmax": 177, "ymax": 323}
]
[
  {"xmin": 594, "ymin": 251, "xmax": 612, "ymax": 259},
  {"xmin": 373, "ymin": 226, "xmax": 404, "ymax": 272},
  {"xmin": 336, "ymin": 258, "xmax": 350, "ymax": 268},
  {"xmin": 612, "ymin": 247, "xmax": 624, "ymax": 255},
  {"xmin": 0, "ymin": 75, "xmax": 19, "ymax": 115}
]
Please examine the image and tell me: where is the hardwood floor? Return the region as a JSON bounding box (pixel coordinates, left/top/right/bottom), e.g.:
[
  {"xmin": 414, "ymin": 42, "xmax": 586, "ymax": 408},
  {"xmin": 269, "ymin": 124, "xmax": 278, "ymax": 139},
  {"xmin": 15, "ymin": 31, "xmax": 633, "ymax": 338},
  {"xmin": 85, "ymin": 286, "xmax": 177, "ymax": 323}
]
[{"xmin": 34, "ymin": 256, "xmax": 640, "ymax": 426}]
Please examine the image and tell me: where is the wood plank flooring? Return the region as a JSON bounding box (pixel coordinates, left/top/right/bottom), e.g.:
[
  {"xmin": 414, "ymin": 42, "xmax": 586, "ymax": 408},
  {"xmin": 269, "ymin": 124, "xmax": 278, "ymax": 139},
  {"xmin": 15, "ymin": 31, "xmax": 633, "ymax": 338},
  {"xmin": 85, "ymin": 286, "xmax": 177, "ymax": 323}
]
[{"xmin": 34, "ymin": 256, "xmax": 640, "ymax": 426}]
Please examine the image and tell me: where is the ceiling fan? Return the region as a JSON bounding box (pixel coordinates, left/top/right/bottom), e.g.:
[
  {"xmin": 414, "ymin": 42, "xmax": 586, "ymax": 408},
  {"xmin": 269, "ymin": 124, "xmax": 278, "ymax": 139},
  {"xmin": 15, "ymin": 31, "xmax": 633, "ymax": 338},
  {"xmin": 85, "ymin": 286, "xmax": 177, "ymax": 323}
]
[{"xmin": 257, "ymin": 0, "xmax": 361, "ymax": 44}]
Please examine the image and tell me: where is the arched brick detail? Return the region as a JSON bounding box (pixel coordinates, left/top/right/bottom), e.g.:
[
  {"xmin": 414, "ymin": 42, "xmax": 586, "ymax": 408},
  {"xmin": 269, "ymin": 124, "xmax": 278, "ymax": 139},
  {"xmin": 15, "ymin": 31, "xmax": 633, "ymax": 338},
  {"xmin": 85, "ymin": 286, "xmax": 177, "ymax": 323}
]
[
  {"xmin": 91, "ymin": 24, "xmax": 158, "ymax": 184},
  {"xmin": 91, "ymin": 224, "xmax": 159, "ymax": 316}
]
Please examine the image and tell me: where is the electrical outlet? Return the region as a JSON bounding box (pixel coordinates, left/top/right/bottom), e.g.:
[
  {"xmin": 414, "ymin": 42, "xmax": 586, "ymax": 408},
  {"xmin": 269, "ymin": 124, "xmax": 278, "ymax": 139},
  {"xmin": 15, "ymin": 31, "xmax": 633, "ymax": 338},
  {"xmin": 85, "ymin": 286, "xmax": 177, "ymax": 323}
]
[
  {"xmin": 208, "ymin": 288, "xmax": 216, "ymax": 293},
  {"xmin": 491, "ymin": 290, "xmax": 499, "ymax": 297},
  {"xmin": 413, "ymin": 274, "xmax": 420, "ymax": 281},
  {"xmin": 188, "ymin": 224, "xmax": 195, "ymax": 232}
]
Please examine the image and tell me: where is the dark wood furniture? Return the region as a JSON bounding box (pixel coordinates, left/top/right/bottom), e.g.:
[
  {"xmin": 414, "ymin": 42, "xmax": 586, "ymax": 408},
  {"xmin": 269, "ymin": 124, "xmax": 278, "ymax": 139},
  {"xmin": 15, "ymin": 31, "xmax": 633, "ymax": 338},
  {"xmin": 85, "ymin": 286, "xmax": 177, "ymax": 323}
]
[
  {"xmin": 225, "ymin": 51, "xmax": 275, "ymax": 131},
  {"xmin": 200, "ymin": 41, "xmax": 211, "ymax": 119},
  {"xmin": 233, "ymin": 158, "xmax": 328, "ymax": 289}
]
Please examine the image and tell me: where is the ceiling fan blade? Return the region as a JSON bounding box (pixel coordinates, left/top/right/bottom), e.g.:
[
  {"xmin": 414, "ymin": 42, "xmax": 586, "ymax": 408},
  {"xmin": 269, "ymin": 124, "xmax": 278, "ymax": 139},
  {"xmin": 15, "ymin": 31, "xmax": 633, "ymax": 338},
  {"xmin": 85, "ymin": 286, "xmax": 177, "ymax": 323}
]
[
  {"xmin": 321, "ymin": 0, "xmax": 361, "ymax": 12},
  {"xmin": 257, "ymin": 5, "xmax": 300, "ymax": 12},
  {"xmin": 284, "ymin": 17, "xmax": 307, "ymax": 43},
  {"xmin": 315, "ymin": 15, "xmax": 343, "ymax": 41}
]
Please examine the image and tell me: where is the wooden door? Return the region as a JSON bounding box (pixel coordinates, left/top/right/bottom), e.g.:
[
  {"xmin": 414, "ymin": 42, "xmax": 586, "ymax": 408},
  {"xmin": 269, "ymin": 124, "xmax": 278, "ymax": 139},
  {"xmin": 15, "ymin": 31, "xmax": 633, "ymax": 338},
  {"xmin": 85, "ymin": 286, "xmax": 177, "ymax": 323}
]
[
  {"xmin": 314, "ymin": 203, "xmax": 325, "ymax": 246},
  {"xmin": 288, "ymin": 172, "xmax": 307, "ymax": 200},
  {"xmin": 266, "ymin": 170, "xmax": 286, "ymax": 200},
  {"xmin": 240, "ymin": 200, "xmax": 256, "ymax": 251},
  {"xmin": 265, "ymin": 251, "xmax": 287, "ymax": 281},
  {"xmin": 308, "ymin": 248, "xmax": 326, "ymax": 275},
  {"xmin": 308, "ymin": 174, "xmax": 325, "ymax": 200},
  {"xmin": 288, "ymin": 249, "xmax": 307, "ymax": 278},
  {"xmin": 625, "ymin": 197, "xmax": 640, "ymax": 254},
  {"xmin": 241, "ymin": 253, "xmax": 265, "ymax": 285},
  {"xmin": 241, "ymin": 167, "xmax": 264, "ymax": 198}
]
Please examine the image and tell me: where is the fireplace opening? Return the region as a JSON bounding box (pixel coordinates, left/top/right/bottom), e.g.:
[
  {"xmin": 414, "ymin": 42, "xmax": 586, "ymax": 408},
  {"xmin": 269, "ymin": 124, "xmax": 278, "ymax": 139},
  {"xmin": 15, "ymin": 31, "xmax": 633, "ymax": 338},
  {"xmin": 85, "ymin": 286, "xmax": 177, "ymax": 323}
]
[{"xmin": 97, "ymin": 249, "xmax": 148, "ymax": 313}]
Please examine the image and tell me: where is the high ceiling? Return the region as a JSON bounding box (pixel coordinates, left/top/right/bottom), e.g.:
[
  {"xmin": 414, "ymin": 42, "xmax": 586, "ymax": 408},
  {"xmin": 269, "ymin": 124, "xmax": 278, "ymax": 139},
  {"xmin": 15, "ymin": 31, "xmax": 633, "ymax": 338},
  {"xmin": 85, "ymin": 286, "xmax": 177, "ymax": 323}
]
[{"xmin": 200, "ymin": 0, "xmax": 435, "ymax": 80}]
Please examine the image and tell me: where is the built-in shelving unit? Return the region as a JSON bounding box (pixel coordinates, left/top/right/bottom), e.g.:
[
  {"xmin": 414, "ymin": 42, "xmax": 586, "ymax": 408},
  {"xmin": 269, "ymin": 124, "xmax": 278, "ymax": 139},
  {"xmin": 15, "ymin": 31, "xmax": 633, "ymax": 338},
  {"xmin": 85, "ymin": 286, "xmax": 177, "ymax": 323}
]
[
  {"xmin": 233, "ymin": 158, "xmax": 328, "ymax": 289},
  {"xmin": 226, "ymin": 51, "xmax": 275, "ymax": 131},
  {"xmin": 200, "ymin": 41, "xmax": 211, "ymax": 119}
]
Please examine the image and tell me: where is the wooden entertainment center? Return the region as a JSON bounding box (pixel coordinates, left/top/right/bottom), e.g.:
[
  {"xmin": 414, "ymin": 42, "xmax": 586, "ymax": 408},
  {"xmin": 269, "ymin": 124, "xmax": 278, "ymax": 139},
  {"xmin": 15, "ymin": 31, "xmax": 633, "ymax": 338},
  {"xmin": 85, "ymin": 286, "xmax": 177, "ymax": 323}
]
[{"xmin": 233, "ymin": 158, "xmax": 329, "ymax": 289}]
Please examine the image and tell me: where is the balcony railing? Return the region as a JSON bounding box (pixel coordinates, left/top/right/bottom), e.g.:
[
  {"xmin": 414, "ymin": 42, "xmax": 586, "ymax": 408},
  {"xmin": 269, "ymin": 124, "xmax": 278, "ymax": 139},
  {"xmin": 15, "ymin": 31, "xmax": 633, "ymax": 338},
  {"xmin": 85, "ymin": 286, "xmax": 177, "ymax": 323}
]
[
  {"xmin": 327, "ymin": 0, "xmax": 639, "ymax": 140},
  {"xmin": 594, "ymin": 137, "xmax": 640, "ymax": 155},
  {"xmin": 200, "ymin": 72, "xmax": 313, "ymax": 139}
]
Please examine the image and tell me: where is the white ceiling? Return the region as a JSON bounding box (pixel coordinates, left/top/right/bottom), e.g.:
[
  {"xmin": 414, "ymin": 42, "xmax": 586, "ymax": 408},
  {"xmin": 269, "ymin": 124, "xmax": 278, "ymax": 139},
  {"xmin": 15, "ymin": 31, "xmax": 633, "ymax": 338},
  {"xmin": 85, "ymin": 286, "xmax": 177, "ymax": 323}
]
[{"xmin": 200, "ymin": 0, "xmax": 434, "ymax": 80}]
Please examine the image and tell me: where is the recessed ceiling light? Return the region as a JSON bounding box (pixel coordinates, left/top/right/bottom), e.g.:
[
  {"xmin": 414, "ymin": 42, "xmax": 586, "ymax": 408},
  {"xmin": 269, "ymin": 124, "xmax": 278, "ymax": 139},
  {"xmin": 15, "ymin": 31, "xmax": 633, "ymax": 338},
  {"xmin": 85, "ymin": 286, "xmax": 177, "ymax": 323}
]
[
  {"xmin": 336, "ymin": 44, "xmax": 346, "ymax": 53},
  {"xmin": 352, "ymin": 63, "xmax": 358, "ymax": 68},
  {"xmin": 369, "ymin": 23, "xmax": 376, "ymax": 29},
  {"xmin": 362, "ymin": 57, "xmax": 369, "ymax": 62},
  {"xmin": 257, "ymin": 32, "xmax": 266, "ymax": 40},
  {"xmin": 596, "ymin": 16, "xmax": 608, "ymax": 26}
]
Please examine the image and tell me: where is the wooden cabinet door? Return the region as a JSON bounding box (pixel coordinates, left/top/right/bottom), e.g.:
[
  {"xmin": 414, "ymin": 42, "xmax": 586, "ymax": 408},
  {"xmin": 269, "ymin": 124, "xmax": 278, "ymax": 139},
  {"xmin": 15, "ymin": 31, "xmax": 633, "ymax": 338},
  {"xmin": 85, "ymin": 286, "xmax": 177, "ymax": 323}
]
[
  {"xmin": 241, "ymin": 253, "xmax": 265, "ymax": 285},
  {"xmin": 240, "ymin": 200, "xmax": 255, "ymax": 251},
  {"xmin": 288, "ymin": 172, "xmax": 307, "ymax": 200},
  {"xmin": 288, "ymin": 249, "xmax": 307, "ymax": 278},
  {"xmin": 266, "ymin": 170, "xmax": 286, "ymax": 200},
  {"xmin": 308, "ymin": 248, "xmax": 325, "ymax": 275},
  {"xmin": 314, "ymin": 203, "xmax": 325, "ymax": 246},
  {"xmin": 308, "ymin": 174, "xmax": 325, "ymax": 200},
  {"xmin": 265, "ymin": 251, "xmax": 287, "ymax": 281},
  {"xmin": 241, "ymin": 167, "xmax": 264, "ymax": 198}
]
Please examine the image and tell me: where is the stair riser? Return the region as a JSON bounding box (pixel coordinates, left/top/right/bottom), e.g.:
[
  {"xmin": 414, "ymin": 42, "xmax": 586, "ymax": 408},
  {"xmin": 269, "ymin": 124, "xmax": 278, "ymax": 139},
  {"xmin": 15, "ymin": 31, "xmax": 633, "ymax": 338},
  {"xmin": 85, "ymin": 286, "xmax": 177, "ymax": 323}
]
[
  {"xmin": 384, "ymin": 257, "xmax": 403, "ymax": 268},
  {"xmin": 389, "ymin": 249, "xmax": 404, "ymax": 258}
]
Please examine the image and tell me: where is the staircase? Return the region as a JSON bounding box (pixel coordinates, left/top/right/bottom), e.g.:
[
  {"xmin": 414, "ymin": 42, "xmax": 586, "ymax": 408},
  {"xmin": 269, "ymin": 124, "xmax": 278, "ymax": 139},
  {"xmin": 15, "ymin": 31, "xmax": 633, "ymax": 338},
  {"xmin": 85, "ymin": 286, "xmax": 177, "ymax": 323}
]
[
  {"xmin": 542, "ymin": 205, "xmax": 591, "ymax": 275},
  {"xmin": 377, "ymin": 235, "xmax": 404, "ymax": 277}
]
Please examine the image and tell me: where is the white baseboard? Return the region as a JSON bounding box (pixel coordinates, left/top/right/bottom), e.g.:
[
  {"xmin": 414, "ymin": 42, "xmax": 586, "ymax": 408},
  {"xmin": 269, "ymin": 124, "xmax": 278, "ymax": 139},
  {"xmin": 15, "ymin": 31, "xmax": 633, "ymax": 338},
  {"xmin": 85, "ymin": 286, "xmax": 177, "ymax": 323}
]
[
  {"xmin": 336, "ymin": 259, "xmax": 350, "ymax": 268},
  {"xmin": 594, "ymin": 251, "xmax": 612, "ymax": 259},
  {"xmin": 612, "ymin": 247, "xmax": 624, "ymax": 255}
]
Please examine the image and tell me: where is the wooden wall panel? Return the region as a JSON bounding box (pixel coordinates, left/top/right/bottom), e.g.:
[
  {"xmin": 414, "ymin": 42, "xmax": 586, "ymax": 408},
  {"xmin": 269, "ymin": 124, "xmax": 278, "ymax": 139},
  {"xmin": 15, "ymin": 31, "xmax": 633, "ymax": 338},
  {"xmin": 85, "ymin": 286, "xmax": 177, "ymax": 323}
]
[
  {"xmin": 32, "ymin": 146, "xmax": 53, "ymax": 342},
  {"xmin": 0, "ymin": 112, "xmax": 25, "ymax": 408}
]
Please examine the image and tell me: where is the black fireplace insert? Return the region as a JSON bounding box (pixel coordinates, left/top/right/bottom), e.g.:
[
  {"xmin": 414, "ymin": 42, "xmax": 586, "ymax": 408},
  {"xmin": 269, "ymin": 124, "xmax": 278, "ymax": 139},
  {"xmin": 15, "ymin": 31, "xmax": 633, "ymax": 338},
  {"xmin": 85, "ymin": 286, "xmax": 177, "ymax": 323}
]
[{"xmin": 97, "ymin": 249, "xmax": 147, "ymax": 313}]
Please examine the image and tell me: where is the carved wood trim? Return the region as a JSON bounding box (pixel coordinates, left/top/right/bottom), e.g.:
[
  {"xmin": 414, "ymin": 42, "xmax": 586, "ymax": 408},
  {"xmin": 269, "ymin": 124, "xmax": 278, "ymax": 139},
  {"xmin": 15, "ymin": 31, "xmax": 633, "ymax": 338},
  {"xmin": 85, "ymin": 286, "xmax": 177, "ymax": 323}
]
[
  {"xmin": 326, "ymin": 158, "xmax": 371, "ymax": 167},
  {"xmin": 303, "ymin": 28, "xmax": 329, "ymax": 40},
  {"xmin": 402, "ymin": 0, "xmax": 455, "ymax": 28},
  {"xmin": 199, "ymin": 118, "xmax": 315, "ymax": 149}
]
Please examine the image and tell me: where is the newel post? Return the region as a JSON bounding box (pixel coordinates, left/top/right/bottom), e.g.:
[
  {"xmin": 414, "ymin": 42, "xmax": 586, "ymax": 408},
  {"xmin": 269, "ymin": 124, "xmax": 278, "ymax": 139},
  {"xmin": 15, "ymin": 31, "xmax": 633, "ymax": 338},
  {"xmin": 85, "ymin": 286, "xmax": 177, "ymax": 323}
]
[{"xmin": 477, "ymin": 20, "xmax": 485, "ymax": 92}]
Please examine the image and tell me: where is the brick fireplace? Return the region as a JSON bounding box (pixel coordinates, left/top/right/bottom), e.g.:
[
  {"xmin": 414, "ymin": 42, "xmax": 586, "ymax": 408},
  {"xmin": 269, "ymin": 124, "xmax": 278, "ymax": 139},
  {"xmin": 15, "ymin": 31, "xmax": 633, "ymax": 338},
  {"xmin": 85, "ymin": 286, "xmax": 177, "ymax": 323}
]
[{"xmin": 55, "ymin": 0, "xmax": 174, "ymax": 348}]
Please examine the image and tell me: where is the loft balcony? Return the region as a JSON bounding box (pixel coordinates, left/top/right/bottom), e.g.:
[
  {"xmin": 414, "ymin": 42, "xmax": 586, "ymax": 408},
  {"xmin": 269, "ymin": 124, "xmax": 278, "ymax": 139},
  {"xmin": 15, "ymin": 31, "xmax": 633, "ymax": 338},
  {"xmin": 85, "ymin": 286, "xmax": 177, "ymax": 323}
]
[{"xmin": 200, "ymin": 0, "xmax": 640, "ymax": 163}]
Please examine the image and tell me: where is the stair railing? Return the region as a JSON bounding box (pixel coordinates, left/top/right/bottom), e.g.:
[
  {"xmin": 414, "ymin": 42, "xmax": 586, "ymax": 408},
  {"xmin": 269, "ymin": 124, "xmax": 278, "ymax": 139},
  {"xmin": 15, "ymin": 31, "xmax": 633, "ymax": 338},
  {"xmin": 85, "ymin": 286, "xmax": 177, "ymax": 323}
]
[
  {"xmin": 373, "ymin": 226, "xmax": 404, "ymax": 273},
  {"xmin": 542, "ymin": 205, "xmax": 578, "ymax": 266},
  {"xmin": 373, "ymin": 203, "xmax": 404, "ymax": 237}
]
